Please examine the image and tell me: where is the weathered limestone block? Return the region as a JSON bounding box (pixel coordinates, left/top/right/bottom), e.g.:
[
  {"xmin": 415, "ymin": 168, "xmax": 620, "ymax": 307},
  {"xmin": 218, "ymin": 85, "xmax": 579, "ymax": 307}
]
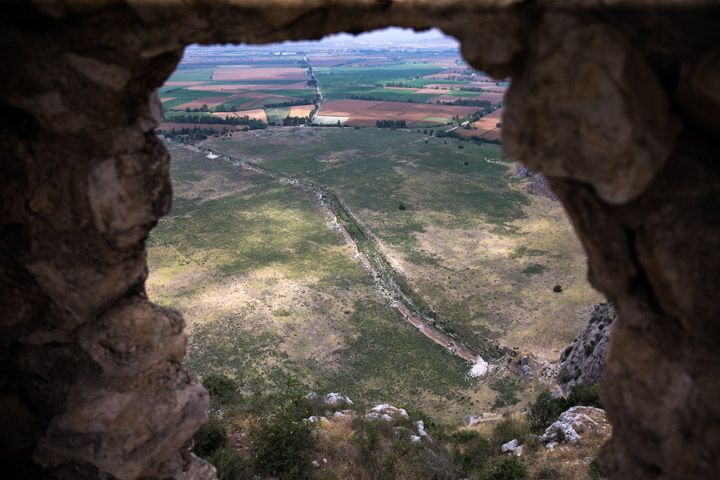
[
  {"xmin": 78, "ymin": 297, "xmax": 187, "ymax": 377},
  {"xmin": 504, "ymin": 13, "xmax": 680, "ymax": 204},
  {"xmin": 35, "ymin": 363, "xmax": 208, "ymax": 479}
]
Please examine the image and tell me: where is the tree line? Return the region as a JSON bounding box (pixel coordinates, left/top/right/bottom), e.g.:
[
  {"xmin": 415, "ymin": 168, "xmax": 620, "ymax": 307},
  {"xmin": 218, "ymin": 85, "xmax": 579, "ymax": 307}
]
[{"xmin": 376, "ymin": 120, "xmax": 406, "ymax": 129}]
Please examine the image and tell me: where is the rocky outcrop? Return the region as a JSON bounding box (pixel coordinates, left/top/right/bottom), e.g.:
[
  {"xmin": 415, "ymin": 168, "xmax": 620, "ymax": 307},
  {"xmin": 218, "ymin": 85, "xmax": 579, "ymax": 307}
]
[
  {"xmin": 1, "ymin": 1, "xmax": 719, "ymax": 479},
  {"xmin": 514, "ymin": 163, "xmax": 558, "ymax": 200},
  {"xmin": 541, "ymin": 406, "xmax": 611, "ymax": 450},
  {"xmin": 559, "ymin": 303, "xmax": 617, "ymax": 389}
]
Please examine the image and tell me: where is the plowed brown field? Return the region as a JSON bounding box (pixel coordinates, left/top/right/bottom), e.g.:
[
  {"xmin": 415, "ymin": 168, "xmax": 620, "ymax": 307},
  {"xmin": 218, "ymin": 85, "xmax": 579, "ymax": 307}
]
[{"xmin": 212, "ymin": 66, "xmax": 305, "ymax": 81}]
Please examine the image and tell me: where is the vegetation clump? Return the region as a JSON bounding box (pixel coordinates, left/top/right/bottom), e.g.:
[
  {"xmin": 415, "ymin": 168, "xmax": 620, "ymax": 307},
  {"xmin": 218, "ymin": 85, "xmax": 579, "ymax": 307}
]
[
  {"xmin": 528, "ymin": 384, "xmax": 602, "ymax": 433},
  {"xmin": 203, "ymin": 374, "xmax": 240, "ymax": 405},
  {"xmin": 250, "ymin": 394, "xmax": 316, "ymax": 480},
  {"xmin": 193, "ymin": 417, "xmax": 227, "ymax": 458}
]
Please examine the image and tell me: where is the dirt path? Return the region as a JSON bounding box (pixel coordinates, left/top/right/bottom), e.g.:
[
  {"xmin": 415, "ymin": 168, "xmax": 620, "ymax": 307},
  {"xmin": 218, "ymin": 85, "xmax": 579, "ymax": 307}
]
[{"xmin": 184, "ymin": 142, "xmax": 485, "ymax": 368}]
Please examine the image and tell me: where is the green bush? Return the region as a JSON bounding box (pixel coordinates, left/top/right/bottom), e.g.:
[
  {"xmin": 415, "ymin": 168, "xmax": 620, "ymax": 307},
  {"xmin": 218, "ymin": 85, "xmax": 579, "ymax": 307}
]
[
  {"xmin": 207, "ymin": 448, "xmax": 251, "ymax": 480},
  {"xmin": 588, "ymin": 456, "xmax": 606, "ymax": 480},
  {"xmin": 250, "ymin": 395, "xmax": 316, "ymax": 480},
  {"xmin": 450, "ymin": 430, "xmax": 492, "ymax": 475},
  {"xmin": 553, "ymin": 285, "xmax": 563, "ymax": 293},
  {"xmin": 483, "ymin": 457, "xmax": 527, "ymax": 480},
  {"xmin": 491, "ymin": 416, "xmax": 529, "ymax": 450},
  {"xmin": 521, "ymin": 264, "xmax": 545, "ymax": 275},
  {"xmin": 490, "ymin": 378, "xmax": 522, "ymax": 410},
  {"xmin": 351, "ymin": 419, "xmax": 395, "ymax": 480},
  {"xmin": 568, "ymin": 383, "xmax": 602, "ymax": 408},
  {"xmin": 203, "ymin": 375, "xmax": 240, "ymax": 405},
  {"xmin": 527, "ymin": 391, "xmax": 567, "ymax": 433},
  {"xmin": 528, "ymin": 385, "xmax": 603, "ymax": 432},
  {"xmin": 193, "ymin": 418, "xmax": 227, "ymax": 458},
  {"xmin": 534, "ymin": 466, "xmax": 561, "ymax": 479}
]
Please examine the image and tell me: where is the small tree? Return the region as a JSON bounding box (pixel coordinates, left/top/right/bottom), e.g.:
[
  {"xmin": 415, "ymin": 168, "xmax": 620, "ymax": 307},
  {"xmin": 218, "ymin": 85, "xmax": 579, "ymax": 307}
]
[
  {"xmin": 484, "ymin": 457, "xmax": 528, "ymax": 480},
  {"xmin": 250, "ymin": 395, "xmax": 315, "ymax": 480}
]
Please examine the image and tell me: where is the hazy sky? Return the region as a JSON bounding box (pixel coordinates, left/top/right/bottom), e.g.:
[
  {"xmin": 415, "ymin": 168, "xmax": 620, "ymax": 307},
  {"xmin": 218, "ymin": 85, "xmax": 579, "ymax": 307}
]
[{"xmin": 325, "ymin": 27, "xmax": 453, "ymax": 44}]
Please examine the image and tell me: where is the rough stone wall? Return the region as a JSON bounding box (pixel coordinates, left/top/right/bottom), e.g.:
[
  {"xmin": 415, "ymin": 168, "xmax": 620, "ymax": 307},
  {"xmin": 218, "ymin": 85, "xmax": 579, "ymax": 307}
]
[{"xmin": 0, "ymin": 1, "xmax": 718, "ymax": 479}]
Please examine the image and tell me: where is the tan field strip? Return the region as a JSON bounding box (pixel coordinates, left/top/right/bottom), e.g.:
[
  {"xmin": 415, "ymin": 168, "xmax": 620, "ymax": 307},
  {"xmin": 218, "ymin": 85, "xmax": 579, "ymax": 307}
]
[
  {"xmin": 187, "ymin": 82, "xmax": 308, "ymax": 92},
  {"xmin": 212, "ymin": 66, "xmax": 306, "ymax": 81},
  {"xmin": 288, "ymin": 105, "xmax": 315, "ymax": 117},
  {"xmin": 213, "ymin": 109, "xmax": 268, "ymax": 122},
  {"xmin": 321, "ymin": 99, "xmax": 479, "ymax": 126}
]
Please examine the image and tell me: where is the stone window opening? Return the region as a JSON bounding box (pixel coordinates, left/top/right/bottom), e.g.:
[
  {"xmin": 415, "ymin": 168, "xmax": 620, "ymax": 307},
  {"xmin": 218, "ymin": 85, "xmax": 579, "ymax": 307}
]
[{"xmin": 1, "ymin": 2, "xmax": 719, "ymax": 479}]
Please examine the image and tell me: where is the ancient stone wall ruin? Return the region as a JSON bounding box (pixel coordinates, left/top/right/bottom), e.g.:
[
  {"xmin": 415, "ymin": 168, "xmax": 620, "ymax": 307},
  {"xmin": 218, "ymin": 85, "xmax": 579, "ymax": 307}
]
[{"xmin": 1, "ymin": 1, "xmax": 718, "ymax": 478}]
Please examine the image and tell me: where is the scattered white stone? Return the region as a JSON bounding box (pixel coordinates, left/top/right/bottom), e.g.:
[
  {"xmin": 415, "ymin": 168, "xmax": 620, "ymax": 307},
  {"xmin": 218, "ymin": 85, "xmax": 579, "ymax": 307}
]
[
  {"xmin": 409, "ymin": 435, "xmax": 422, "ymax": 443},
  {"xmin": 468, "ymin": 412, "xmax": 501, "ymax": 426},
  {"xmin": 306, "ymin": 415, "xmax": 319, "ymax": 423},
  {"xmin": 416, "ymin": 420, "xmax": 430, "ymax": 440},
  {"xmin": 501, "ymin": 439, "xmax": 523, "ymax": 455},
  {"xmin": 369, "ymin": 404, "xmax": 408, "ymax": 420},
  {"xmin": 311, "ymin": 460, "xmax": 320, "ymax": 468},
  {"xmin": 469, "ymin": 356, "xmax": 489, "ymax": 378},
  {"xmin": 323, "ymin": 392, "xmax": 353, "ymax": 406},
  {"xmin": 367, "ymin": 412, "xmax": 394, "ymax": 422},
  {"xmin": 333, "ymin": 410, "xmax": 352, "ymax": 418},
  {"xmin": 305, "ymin": 392, "xmax": 318, "ymax": 400},
  {"xmin": 206, "ymin": 152, "xmax": 219, "ymax": 159}
]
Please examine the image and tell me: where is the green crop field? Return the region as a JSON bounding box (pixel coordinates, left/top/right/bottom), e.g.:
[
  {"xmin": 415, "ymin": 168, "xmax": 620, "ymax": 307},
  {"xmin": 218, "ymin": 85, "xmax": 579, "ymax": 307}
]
[{"xmin": 166, "ymin": 67, "xmax": 215, "ymax": 82}]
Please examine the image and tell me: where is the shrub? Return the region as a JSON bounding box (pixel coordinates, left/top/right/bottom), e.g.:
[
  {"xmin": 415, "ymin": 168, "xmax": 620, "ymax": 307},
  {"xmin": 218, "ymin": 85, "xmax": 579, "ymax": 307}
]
[
  {"xmin": 203, "ymin": 375, "xmax": 240, "ymax": 405},
  {"xmin": 528, "ymin": 385, "xmax": 603, "ymax": 433},
  {"xmin": 250, "ymin": 396, "xmax": 316, "ymax": 480},
  {"xmin": 491, "ymin": 416, "xmax": 529, "ymax": 451},
  {"xmin": 193, "ymin": 418, "xmax": 227, "ymax": 458},
  {"xmin": 351, "ymin": 419, "xmax": 395, "ymax": 480},
  {"xmin": 483, "ymin": 457, "xmax": 528, "ymax": 480},
  {"xmin": 553, "ymin": 285, "xmax": 563, "ymax": 293},
  {"xmin": 450, "ymin": 430, "xmax": 492, "ymax": 475},
  {"xmin": 588, "ymin": 456, "xmax": 606, "ymax": 480},
  {"xmin": 522, "ymin": 264, "xmax": 545, "ymax": 275},
  {"xmin": 490, "ymin": 378, "xmax": 522, "ymax": 409},
  {"xmin": 534, "ymin": 466, "xmax": 561, "ymax": 479},
  {"xmin": 208, "ymin": 448, "xmax": 251, "ymax": 480},
  {"xmin": 398, "ymin": 203, "xmax": 407, "ymax": 211},
  {"xmin": 568, "ymin": 383, "xmax": 602, "ymax": 408}
]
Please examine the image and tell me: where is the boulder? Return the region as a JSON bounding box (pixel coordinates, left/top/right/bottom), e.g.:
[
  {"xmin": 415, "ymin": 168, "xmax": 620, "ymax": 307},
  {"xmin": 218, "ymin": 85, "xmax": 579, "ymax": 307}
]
[
  {"xmin": 367, "ymin": 404, "xmax": 408, "ymax": 422},
  {"xmin": 541, "ymin": 406, "xmax": 610, "ymax": 449}
]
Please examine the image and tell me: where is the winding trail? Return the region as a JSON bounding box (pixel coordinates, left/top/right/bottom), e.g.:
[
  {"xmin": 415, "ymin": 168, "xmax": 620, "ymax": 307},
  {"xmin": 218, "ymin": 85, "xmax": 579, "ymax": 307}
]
[{"xmin": 188, "ymin": 142, "xmax": 484, "ymax": 367}]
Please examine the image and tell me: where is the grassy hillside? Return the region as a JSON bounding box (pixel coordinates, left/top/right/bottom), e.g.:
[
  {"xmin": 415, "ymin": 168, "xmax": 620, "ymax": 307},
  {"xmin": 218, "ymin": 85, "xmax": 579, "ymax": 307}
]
[
  {"xmin": 148, "ymin": 143, "xmax": 502, "ymax": 422},
  {"xmin": 203, "ymin": 128, "xmax": 602, "ymax": 360}
]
